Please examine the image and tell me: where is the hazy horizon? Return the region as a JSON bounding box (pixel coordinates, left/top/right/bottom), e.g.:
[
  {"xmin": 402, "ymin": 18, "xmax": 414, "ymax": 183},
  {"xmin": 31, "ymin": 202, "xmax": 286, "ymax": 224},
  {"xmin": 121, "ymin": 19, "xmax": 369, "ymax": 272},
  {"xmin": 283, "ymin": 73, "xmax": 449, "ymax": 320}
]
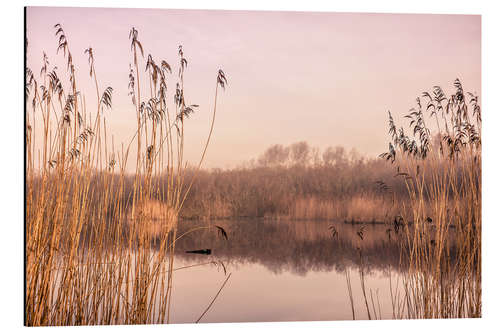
[{"xmin": 26, "ymin": 7, "xmax": 481, "ymax": 170}]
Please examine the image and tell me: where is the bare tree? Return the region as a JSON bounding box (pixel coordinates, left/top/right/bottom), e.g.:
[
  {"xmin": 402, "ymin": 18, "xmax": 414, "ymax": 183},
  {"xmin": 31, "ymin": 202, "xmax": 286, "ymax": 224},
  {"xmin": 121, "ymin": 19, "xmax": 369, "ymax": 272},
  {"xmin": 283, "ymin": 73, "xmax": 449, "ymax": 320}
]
[
  {"xmin": 290, "ymin": 141, "xmax": 310, "ymax": 166},
  {"xmin": 258, "ymin": 144, "xmax": 290, "ymax": 167},
  {"xmin": 322, "ymin": 146, "xmax": 347, "ymax": 166}
]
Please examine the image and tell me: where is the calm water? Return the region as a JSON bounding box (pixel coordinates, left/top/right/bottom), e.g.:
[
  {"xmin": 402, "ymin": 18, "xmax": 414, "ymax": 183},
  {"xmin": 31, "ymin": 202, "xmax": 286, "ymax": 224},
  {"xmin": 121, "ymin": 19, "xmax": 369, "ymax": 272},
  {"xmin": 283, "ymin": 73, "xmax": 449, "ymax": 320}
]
[{"xmin": 167, "ymin": 219, "xmax": 407, "ymax": 323}]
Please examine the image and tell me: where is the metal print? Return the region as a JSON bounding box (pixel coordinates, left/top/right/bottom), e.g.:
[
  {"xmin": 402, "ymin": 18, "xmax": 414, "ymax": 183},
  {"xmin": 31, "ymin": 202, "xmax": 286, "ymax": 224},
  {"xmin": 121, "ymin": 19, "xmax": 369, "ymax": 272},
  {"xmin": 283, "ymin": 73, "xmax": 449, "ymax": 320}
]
[{"xmin": 25, "ymin": 6, "xmax": 481, "ymax": 326}]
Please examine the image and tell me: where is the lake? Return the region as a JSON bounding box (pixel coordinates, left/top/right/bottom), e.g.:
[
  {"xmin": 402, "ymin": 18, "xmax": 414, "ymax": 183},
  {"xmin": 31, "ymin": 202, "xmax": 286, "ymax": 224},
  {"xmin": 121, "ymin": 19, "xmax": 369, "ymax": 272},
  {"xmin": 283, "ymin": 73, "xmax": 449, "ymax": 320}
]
[{"xmin": 166, "ymin": 219, "xmax": 408, "ymax": 323}]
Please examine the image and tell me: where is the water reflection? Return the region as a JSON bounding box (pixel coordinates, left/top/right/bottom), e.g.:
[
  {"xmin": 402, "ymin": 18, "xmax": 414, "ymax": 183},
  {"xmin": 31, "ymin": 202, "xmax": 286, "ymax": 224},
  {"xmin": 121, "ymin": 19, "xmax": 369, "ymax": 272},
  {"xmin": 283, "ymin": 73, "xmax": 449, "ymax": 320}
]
[
  {"xmin": 171, "ymin": 258, "xmax": 398, "ymax": 323},
  {"xmin": 78, "ymin": 219, "xmax": 459, "ymax": 323},
  {"xmin": 165, "ymin": 219, "xmax": 413, "ymax": 323},
  {"xmin": 172, "ymin": 219, "xmax": 409, "ymax": 275}
]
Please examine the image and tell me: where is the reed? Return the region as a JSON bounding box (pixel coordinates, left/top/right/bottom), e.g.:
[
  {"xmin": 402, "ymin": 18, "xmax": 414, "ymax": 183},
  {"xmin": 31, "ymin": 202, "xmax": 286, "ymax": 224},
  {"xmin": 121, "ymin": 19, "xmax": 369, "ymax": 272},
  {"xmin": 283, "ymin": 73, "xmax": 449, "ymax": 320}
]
[
  {"xmin": 380, "ymin": 79, "xmax": 481, "ymax": 318},
  {"xmin": 25, "ymin": 24, "xmax": 227, "ymax": 326},
  {"xmin": 178, "ymin": 154, "xmax": 411, "ymax": 221}
]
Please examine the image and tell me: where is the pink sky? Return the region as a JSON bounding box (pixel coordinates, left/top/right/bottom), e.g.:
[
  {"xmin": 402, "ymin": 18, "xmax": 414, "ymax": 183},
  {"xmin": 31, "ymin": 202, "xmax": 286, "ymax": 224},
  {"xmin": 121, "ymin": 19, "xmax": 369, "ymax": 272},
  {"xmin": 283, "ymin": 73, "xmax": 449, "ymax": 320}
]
[{"xmin": 26, "ymin": 7, "xmax": 481, "ymax": 169}]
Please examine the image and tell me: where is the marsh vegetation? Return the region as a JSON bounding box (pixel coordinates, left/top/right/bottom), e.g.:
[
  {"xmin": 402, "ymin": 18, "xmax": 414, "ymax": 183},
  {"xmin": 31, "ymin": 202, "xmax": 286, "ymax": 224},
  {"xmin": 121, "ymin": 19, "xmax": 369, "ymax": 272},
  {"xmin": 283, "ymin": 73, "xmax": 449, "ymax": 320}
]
[
  {"xmin": 25, "ymin": 24, "xmax": 227, "ymax": 325},
  {"xmin": 25, "ymin": 23, "xmax": 480, "ymax": 325}
]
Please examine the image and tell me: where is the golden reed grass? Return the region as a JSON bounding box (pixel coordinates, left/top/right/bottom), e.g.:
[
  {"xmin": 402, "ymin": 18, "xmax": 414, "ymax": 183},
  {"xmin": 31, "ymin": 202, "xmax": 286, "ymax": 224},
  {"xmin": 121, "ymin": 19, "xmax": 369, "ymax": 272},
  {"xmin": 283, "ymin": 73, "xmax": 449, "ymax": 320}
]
[
  {"xmin": 380, "ymin": 80, "xmax": 481, "ymax": 318},
  {"xmin": 25, "ymin": 25, "xmax": 226, "ymax": 325},
  {"xmin": 344, "ymin": 81, "xmax": 480, "ymax": 320},
  {"xmin": 178, "ymin": 153, "xmax": 410, "ymax": 221}
]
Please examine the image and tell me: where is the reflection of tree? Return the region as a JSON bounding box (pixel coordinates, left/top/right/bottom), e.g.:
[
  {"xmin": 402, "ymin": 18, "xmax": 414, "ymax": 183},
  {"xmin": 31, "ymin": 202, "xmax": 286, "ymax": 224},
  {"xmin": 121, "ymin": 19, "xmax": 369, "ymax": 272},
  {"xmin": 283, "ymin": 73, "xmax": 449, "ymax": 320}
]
[{"xmin": 167, "ymin": 219, "xmax": 458, "ymax": 276}]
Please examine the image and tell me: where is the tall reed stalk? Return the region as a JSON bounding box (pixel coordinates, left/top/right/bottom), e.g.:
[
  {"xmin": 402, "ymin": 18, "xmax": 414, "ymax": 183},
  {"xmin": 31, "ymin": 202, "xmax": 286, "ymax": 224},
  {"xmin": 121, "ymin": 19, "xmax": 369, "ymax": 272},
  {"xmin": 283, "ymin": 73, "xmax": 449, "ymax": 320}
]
[
  {"xmin": 25, "ymin": 24, "xmax": 227, "ymax": 326},
  {"xmin": 380, "ymin": 79, "xmax": 481, "ymax": 318}
]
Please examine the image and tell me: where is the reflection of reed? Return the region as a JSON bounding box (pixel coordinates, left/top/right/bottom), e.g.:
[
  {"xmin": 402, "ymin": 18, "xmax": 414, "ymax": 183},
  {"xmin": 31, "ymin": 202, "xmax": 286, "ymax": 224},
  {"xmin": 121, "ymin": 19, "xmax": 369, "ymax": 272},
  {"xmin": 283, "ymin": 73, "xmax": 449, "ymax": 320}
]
[
  {"xmin": 357, "ymin": 248, "xmax": 371, "ymax": 320},
  {"xmin": 169, "ymin": 219, "xmax": 460, "ymax": 277},
  {"xmin": 195, "ymin": 273, "xmax": 232, "ymax": 323},
  {"xmin": 345, "ymin": 268, "xmax": 355, "ymax": 320}
]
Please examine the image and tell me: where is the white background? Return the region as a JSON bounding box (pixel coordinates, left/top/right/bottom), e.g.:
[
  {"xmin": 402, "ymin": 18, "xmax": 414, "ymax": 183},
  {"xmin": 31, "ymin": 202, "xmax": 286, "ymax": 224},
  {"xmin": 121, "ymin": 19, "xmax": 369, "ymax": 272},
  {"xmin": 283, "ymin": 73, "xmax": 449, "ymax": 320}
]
[{"xmin": 1, "ymin": 0, "xmax": 498, "ymax": 331}]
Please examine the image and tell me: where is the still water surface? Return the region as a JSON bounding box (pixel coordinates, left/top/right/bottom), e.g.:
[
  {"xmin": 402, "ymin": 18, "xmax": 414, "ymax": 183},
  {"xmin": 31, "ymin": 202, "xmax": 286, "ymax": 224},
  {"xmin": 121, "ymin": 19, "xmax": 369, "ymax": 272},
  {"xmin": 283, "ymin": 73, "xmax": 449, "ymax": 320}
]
[{"xmin": 168, "ymin": 219, "xmax": 405, "ymax": 323}]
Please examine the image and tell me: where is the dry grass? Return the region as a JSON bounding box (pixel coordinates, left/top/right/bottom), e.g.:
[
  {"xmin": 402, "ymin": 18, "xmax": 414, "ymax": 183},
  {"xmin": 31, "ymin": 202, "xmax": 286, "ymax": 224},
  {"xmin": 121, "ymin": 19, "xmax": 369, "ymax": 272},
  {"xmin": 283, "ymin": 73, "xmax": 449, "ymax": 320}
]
[
  {"xmin": 344, "ymin": 80, "xmax": 481, "ymax": 320},
  {"xmin": 25, "ymin": 24, "xmax": 227, "ymax": 326},
  {"xmin": 379, "ymin": 80, "xmax": 481, "ymax": 318},
  {"xmin": 288, "ymin": 195, "xmax": 399, "ymax": 222},
  {"xmin": 178, "ymin": 155, "xmax": 411, "ymax": 221},
  {"xmin": 25, "ymin": 23, "xmax": 479, "ymax": 325}
]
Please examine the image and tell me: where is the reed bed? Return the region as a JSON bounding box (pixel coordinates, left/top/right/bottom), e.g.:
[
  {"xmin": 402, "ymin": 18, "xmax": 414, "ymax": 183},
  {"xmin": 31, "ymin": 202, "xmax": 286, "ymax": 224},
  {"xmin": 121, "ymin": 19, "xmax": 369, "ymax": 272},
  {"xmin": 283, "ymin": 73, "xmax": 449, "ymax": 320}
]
[
  {"xmin": 343, "ymin": 80, "xmax": 480, "ymax": 320},
  {"xmin": 378, "ymin": 79, "xmax": 481, "ymax": 318},
  {"xmin": 178, "ymin": 154, "xmax": 410, "ymax": 220},
  {"xmin": 47, "ymin": 141, "xmax": 452, "ymax": 223},
  {"xmin": 25, "ymin": 23, "xmax": 479, "ymax": 325},
  {"xmin": 25, "ymin": 25, "xmax": 227, "ymax": 326},
  {"xmin": 288, "ymin": 195, "xmax": 399, "ymax": 222},
  {"xmin": 176, "ymin": 152, "xmax": 458, "ymax": 222}
]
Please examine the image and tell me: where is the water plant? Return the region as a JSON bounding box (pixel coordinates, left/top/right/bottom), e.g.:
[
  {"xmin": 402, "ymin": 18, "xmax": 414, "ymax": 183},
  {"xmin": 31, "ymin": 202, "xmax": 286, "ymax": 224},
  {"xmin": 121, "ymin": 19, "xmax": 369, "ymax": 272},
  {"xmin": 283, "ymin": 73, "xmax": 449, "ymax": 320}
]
[
  {"xmin": 25, "ymin": 24, "xmax": 227, "ymax": 325},
  {"xmin": 380, "ymin": 79, "xmax": 481, "ymax": 318}
]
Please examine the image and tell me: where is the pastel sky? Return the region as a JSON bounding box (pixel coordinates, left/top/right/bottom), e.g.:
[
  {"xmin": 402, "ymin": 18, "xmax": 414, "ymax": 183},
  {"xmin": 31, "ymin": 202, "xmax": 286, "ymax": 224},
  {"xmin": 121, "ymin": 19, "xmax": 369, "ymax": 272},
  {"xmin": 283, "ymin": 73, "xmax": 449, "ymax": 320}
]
[{"xmin": 26, "ymin": 7, "xmax": 481, "ymax": 169}]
